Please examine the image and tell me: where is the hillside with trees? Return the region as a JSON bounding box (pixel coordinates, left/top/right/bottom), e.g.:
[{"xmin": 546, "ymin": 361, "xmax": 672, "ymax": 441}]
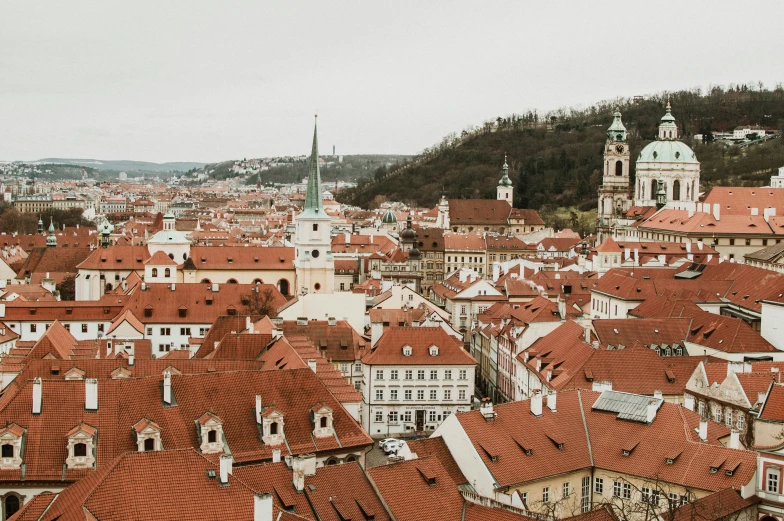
[{"xmin": 339, "ymin": 85, "xmax": 784, "ymax": 225}]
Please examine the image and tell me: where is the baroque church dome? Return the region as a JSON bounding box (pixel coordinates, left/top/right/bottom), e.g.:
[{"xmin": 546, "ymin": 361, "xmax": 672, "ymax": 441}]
[{"xmin": 637, "ymin": 140, "xmax": 698, "ymax": 164}]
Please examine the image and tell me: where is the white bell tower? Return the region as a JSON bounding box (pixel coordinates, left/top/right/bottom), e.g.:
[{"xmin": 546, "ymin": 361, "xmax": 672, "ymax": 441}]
[{"xmin": 294, "ymin": 116, "xmax": 334, "ymax": 295}]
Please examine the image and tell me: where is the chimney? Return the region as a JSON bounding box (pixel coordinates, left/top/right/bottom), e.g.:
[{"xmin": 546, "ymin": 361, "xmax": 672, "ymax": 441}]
[
  {"xmin": 751, "ymin": 207, "xmax": 759, "ymax": 216},
  {"xmin": 697, "ymin": 239, "xmax": 703, "ymax": 251},
  {"xmin": 653, "ymin": 390, "xmax": 663, "ymax": 400},
  {"xmin": 683, "ymin": 394, "xmax": 695, "ymax": 412},
  {"xmin": 307, "ymin": 359, "xmax": 317, "ymax": 373},
  {"xmin": 272, "ymin": 448, "xmax": 281, "ymax": 463},
  {"xmin": 291, "ymin": 454, "xmax": 316, "ymax": 491},
  {"xmin": 591, "ymin": 340, "xmax": 599, "ymax": 350},
  {"xmin": 163, "ymin": 371, "xmax": 172, "ymax": 405},
  {"xmin": 255, "ymin": 395, "xmax": 262, "ymax": 424},
  {"xmin": 32, "ymin": 377, "xmax": 42, "ymax": 414},
  {"xmin": 246, "ymin": 316, "xmax": 254, "ymax": 334},
  {"xmin": 530, "ymin": 392, "xmax": 543, "ymax": 416},
  {"xmin": 480, "ymin": 398, "xmax": 496, "ymax": 421},
  {"xmin": 729, "ymin": 430, "xmax": 740, "ymax": 450},
  {"xmin": 327, "ymin": 316, "xmax": 336, "ymax": 326},
  {"xmin": 634, "ymin": 248, "xmax": 639, "ymax": 266},
  {"xmin": 698, "ymin": 419, "xmax": 708, "ymax": 442},
  {"xmin": 170, "ymin": 283, "xmax": 175, "ymax": 291},
  {"xmin": 685, "ymin": 241, "xmax": 691, "ymax": 253},
  {"xmin": 646, "ymin": 400, "xmax": 658, "ymax": 424},
  {"xmin": 712, "ymin": 203, "xmax": 720, "ymax": 221},
  {"xmin": 85, "ymin": 378, "xmax": 98, "ymax": 411},
  {"xmin": 584, "ymin": 324, "xmax": 591, "ymax": 343},
  {"xmin": 547, "ymin": 392, "xmax": 557, "ymax": 412},
  {"xmin": 129, "ymin": 353, "xmax": 135, "ymax": 366},
  {"xmin": 219, "ymin": 454, "xmax": 232, "ymax": 485},
  {"xmin": 254, "ymin": 493, "xmax": 273, "ymax": 521}
]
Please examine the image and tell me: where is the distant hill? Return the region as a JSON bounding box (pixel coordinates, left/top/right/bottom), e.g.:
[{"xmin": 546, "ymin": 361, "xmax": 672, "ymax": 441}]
[
  {"xmin": 38, "ymin": 158, "xmax": 206, "ymax": 175},
  {"xmin": 192, "ymin": 154, "xmax": 412, "ymax": 184},
  {"xmin": 339, "ymin": 85, "xmax": 784, "ymax": 213}
]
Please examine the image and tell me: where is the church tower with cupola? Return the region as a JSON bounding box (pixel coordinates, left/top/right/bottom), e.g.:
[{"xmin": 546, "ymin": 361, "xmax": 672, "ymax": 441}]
[
  {"xmin": 597, "ymin": 108, "xmax": 632, "ymax": 241},
  {"xmin": 294, "ymin": 117, "xmax": 334, "ymax": 296},
  {"xmin": 497, "ymin": 155, "xmax": 514, "ymax": 205}
]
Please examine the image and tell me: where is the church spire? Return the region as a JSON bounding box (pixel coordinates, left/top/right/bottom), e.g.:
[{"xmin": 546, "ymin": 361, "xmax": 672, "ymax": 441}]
[
  {"xmin": 498, "ymin": 153, "xmax": 512, "ymax": 187},
  {"xmin": 304, "ymin": 115, "xmax": 324, "ymax": 214}
]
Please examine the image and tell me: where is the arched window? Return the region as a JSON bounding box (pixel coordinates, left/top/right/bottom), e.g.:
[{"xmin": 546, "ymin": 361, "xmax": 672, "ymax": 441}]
[
  {"xmin": 672, "ymin": 180, "xmax": 681, "ymax": 201},
  {"xmin": 346, "ymin": 455, "xmax": 357, "ymax": 463},
  {"xmin": 227, "ymin": 279, "xmax": 238, "ymax": 284},
  {"xmin": 4, "ymin": 495, "xmax": 20, "ymax": 520},
  {"xmin": 168, "ymin": 253, "xmax": 174, "ymax": 260},
  {"xmin": 74, "ymin": 443, "xmax": 87, "ymax": 457},
  {"xmin": 151, "ymin": 268, "xmax": 158, "ymax": 277},
  {"xmin": 326, "ymin": 457, "xmax": 338, "ymax": 466},
  {"xmin": 320, "ymin": 417, "xmax": 328, "ymax": 428},
  {"xmin": 144, "ymin": 438, "xmax": 155, "ymax": 452},
  {"xmin": 270, "ymin": 422, "xmax": 278, "ymax": 435},
  {"xmin": 253, "ymin": 279, "xmax": 263, "ymax": 285},
  {"xmin": 278, "ymin": 279, "xmax": 289, "ymax": 295},
  {"xmin": 651, "ymin": 181, "xmax": 657, "ymax": 200},
  {"xmin": 615, "ymin": 160, "xmax": 623, "ymax": 176},
  {"xmin": 164, "ymin": 268, "xmax": 171, "ymax": 277},
  {"xmin": 207, "ymin": 430, "xmax": 217, "ymax": 443},
  {"xmin": 201, "ymin": 279, "xmax": 211, "ymax": 284}
]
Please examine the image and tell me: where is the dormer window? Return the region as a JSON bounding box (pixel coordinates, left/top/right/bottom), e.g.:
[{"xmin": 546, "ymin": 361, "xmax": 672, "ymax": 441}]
[
  {"xmin": 198, "ymin": 412, "xmax": 225, "ymax": 454},
  {"xmin": 311, "ymin": 402, "xmax": 334, "ymax": 438},
  {"xmin": 429, "ymin": 345, "xmax": 439, "ymax": 356},
  {"xmin": 402, "ymin": 345, "xmax": 412, "ymax": 356},
  {"xmin": 0, "ymin": 424, "xmax": 25, "ymax": 469},
  {"xmin": 133, "ymin": 418, "xmax": 162, "ymax": 452},
  {"xmin": 260, "ymin": 408, "xmax": 285, "ymax": 446},
  {"xmin": 66, "ymin": 423, "xmax": 96, "ymax": 469}
]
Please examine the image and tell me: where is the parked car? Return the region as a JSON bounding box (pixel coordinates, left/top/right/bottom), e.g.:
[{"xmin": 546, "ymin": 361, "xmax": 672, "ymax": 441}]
[{"xmin": 382, "ymin": 439, "xmax": 405, "ymax": 454}]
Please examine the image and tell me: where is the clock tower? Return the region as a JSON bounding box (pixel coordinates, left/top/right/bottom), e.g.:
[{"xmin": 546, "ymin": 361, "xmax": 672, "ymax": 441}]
[
  {"xmin": 294, "ymin": 116, "xmax": 334, "ymax": 296},
  {"xmin": 597, "ymin": 108, "xmax": 632, "ymax": 241}
]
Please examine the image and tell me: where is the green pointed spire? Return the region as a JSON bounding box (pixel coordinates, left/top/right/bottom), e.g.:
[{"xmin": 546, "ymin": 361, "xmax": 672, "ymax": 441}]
[
  {"xmin": 498, "ymin": 153, "xmax": 513, "ymax": 186},
  {"xmin": 304, "ymin": 116, "xmax": 325, "ymax": 214}
]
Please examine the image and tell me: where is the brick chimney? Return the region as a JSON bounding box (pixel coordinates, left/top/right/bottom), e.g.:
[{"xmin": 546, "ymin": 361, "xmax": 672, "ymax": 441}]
[
  {"xmin": 32, "ymin": 377, "xmax": 42, "ymax": 414},
  {"xmin": 85, "ymin": 378, "xmax": 98, "ymax": 411},
  {"xmin": 254, "ymin": 493, "xmax": 273, "ymax": 521}
]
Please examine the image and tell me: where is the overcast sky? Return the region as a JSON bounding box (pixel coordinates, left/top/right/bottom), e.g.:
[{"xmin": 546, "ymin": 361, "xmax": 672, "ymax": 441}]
[{"xmin": 1, "ymin": 1, "xmax": 782, "ymax": 163}]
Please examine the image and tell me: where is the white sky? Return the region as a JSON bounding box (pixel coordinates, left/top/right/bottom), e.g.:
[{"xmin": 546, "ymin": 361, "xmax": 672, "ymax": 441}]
[{"xmin": 1, "ymin": 1, "xmax": 782, "ymax": 163}]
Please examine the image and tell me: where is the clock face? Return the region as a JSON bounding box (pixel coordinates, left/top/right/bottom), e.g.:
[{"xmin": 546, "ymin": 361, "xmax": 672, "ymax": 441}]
[{"xmin": 615, "ymin": 144, "xmax": 625, "ymax": 153}]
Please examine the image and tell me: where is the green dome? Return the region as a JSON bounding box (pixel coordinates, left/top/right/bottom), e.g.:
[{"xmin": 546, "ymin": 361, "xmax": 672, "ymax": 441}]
[
  {"xmin": 381, "ymin": 210, "xmax": 397, "ymax": 224},
  {"xmin": 637, "ymin": 140, "xmax": 698, "ymax": 164}
]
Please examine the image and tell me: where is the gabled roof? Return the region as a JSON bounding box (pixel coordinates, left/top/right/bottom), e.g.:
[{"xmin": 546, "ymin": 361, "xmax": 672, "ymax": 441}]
[
  {"xmin": 362, "ymin": 327, "xmax": 475, "ymax": 366},
  {"xmin": 144, "ymin": 250, "xmax": 178, "ymax": 266}
]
